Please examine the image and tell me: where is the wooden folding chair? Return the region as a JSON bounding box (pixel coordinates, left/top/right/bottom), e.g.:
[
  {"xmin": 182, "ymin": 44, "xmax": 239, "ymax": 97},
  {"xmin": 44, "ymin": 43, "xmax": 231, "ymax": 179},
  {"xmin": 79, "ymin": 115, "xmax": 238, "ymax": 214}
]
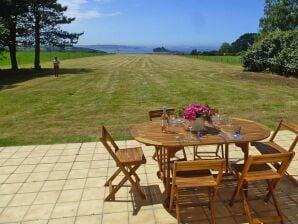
[
  {"xmin": 169, "ymin": 159, "xmax": 225, "ymax": 224},
  {"xmin": 229, "ymin": 152, "xmax": 295, "ymax": 224},
  {"xmin": 100, "ymin": 126, "xmax": 146, "ymax": 201},
  {"xmin": 193, "ymin": 108, "xmax": 224, "ymax": 160},
  {"xmin": 251, "ymin": 119, "xmax": 298, "ymax": 155},
  {"xmin": 148, "ymin": 109, "xmax": 187, "ymax": 162}
]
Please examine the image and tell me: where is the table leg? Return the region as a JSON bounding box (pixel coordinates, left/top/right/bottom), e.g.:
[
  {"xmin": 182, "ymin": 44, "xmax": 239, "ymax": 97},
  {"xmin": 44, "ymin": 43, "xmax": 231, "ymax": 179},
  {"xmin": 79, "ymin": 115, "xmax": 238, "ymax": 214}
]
[
  {"xmin": 224, "ymin": 143, "xmax": 229, "ymax": 173},
  {"xmin": 166, "ymin": 147, "xmax": 171, "ymax": 198},
  {"xmin": 235, "ymin": 142, "xmax": 249, "ymax": 161}
]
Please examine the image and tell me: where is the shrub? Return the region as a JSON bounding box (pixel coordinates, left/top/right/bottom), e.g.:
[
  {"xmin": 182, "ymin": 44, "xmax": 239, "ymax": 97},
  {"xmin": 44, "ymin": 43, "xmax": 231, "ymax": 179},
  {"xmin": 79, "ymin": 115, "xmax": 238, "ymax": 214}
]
[{"xmin": 242, "ymin": 31, "xmax": 298, "ymax": 77}]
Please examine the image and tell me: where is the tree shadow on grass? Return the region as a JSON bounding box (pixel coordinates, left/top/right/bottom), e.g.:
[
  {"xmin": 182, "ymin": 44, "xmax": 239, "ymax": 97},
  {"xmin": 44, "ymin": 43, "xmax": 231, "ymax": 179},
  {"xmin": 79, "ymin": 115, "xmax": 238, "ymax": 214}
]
[{"xmin": 0, "ymin": 68, "xmax": 94, "ymax": 90}]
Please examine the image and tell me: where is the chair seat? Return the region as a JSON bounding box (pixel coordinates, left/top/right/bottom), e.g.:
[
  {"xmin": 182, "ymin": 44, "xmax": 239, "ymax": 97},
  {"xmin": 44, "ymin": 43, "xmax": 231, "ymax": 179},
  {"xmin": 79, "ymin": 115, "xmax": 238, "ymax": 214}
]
[
  {"xmin": 231, "ymin": 163, "xmax": 282, "ymax": 181},
  {"xmin": 175, "ymin": 170, "xmax": 217, "ymax": 188},
  {"xmin": 116, "ymin": 147, "xmax": 146, "ymax": 165},
  {"xmin": 252, "ymin": 141, "xmax": 288, "ymax": 154}
]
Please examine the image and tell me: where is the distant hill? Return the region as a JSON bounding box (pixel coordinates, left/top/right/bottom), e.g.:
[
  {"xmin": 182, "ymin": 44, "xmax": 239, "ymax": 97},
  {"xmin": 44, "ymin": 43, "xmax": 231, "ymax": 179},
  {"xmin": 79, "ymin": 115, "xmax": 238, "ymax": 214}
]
[
  {"xmin": 153, "ymin": 47, "xmax": 171, "ymax": 53},
  {"xmin": 153, "ymin": 46, "xmax": 185, "ymax": 54},
  {"xmin": 77, "ymin": 44, "xmax": 219, "ymax": 54},
  {"xmin": 79, "ymin": 44, "xmax": 152, "ymax": 54},
  {"xmin": 15, "ymin": 46, "xmax": 107, "ymax": 53},
  {"xmin": 68, "ymin": 46, "xmax": 106, "ymax": 53}
]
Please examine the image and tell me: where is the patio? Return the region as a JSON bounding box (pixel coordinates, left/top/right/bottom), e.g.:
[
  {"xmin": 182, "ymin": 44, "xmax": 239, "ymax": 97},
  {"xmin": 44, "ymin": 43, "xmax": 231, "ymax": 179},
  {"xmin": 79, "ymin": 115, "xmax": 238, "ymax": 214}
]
[{"xmin": 0, "ymin": 130, "xmax": 297, "ymax": 224}]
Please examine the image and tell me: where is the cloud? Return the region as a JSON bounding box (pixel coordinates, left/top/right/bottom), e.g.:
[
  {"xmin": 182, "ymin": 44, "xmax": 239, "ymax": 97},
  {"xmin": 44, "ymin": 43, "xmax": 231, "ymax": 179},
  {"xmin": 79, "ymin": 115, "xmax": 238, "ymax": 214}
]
[
  {"xmin": 95, "ymin": 0, "xmax": 113, "ymax": 3},
  {"xmin": 58, "ymin": 0, "xmax": 120, "ymax": 19},
  {"xmin": 99, "ymin": 12, "xmax": 121, "ymax": 17}
]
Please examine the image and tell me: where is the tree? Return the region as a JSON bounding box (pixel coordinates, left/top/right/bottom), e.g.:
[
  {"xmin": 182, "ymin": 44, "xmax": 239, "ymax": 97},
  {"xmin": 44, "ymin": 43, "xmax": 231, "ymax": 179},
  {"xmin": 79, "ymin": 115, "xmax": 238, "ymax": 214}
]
[
  {"xmin": 153, "ymin": 47, "xmax": 171, "ymax": 53},
  {"xmin": 242, "ymin": 31, "xmax": 298, "ymax": 76},
  {"xmin": 218, "ymin": 42, "xmax": 233, "ymax": 54},
  {"xmin": 23, "ymin": 0, "xmax": 83, "ymax": 70},
  {"xmin": 260, "ymin": 0, "xmax": 298, "ymax": 33},
  {"xmin": 190, "ymin": 49, "xmax": 198, "ymax": 55},
  {"xmin": 0, "ymin": 0, "xmax": 29, "ymax": 70},
  {"xmin": 0, "ymin": 22, "xmax": 8, "ymax": 60},
  {"xmin": 231, "ymin": 33, "xmax": 258, "ymax": 52}
]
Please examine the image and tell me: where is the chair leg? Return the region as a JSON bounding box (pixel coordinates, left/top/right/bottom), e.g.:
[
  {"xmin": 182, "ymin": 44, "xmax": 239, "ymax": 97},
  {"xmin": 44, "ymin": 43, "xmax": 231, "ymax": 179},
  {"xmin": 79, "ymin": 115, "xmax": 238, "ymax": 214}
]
[
  {"xmin": 104, "ymin": 167, "xmax": 122, "ymax": 187},
  {"xmin": 220, "ymin": 144, "xmax": 224, "ymax": 158},
  {"xmin": 156, "ymin": 146, "xmax": 163, "ymax": 179},
  {"xmin": 230, "ymin": 181, "xmax": 242, "ymax": 206},
  {"xmin": 128, "ymin": 165, "xmax": 141, "ymax": 183},
  {"xmin": 123, "ymin": 164, "xmax": 146, "ymax": 199},
  {"xmin": 264, "ymin": 179, "xmax": 279, "ymax": 203},
  {"xmin": 169, "ymin": 186, "xmax": 175, "ymax": 211},
  {"xmin": 153, "ymin": 145, "xmax": 159, "ymax": 161},
  {"xmin": 243, "ymin": 181, "xmax": 248, "ymax": 198},
  {"xmin": 215, "ymin": 144, "xmax": 221, "ymax": 158},
  {"xmin": 105, "ymin": 174, "xmax": 130, "ymax": 201},
  {"xmin": 193, "ymin": 146, "xmax": 197, "ymax": 160},
  {"xmin": 182, "ymin": 147, "xmax": 187, "ymax": 161},
  {"xmin": 209, "ymin": 187, "xmax": 216, "ymax": 224},
  {"xmin": 241, "ymin": 189, "xmax": 254, "ymax": 224},
  {"xmin": 268, "ymin": 181, "xmax": 284, "ymax": 224},
  {"xmin": 175, "ymin": 192, "xmax": 181, "ymax": 224},
  {"xmin": 105, "ymin": 164, "xmax": 145, "ymax": 201}
]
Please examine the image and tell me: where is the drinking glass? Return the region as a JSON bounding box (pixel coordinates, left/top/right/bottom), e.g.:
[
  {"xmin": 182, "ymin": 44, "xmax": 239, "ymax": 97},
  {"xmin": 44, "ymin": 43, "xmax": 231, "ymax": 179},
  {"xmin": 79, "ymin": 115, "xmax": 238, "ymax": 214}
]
[
  {"xmin": 188, "ymin": 125, "xmax": 195, "ymax": 140},
  {"xmin": 169, "ymin": 114, "xmax": 176, "ymax": 127},
  {"xmin": 197, "ymin": 126, "xmax": 205, "ymax": 139},
  {"xmin": 233, "ymin": 125, "xmax": 241, "ymax": 138},
  {"xmin": 211, "ymin": 114, "xmax": 220, "ymax": 125}
]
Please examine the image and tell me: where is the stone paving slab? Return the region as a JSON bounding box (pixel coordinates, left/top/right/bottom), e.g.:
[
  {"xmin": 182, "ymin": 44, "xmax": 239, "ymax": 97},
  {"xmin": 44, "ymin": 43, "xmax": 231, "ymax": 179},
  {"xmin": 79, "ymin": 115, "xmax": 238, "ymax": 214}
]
[{"xmin": 0, "ymin": 130, "xmax": 297, "ymax": 224}]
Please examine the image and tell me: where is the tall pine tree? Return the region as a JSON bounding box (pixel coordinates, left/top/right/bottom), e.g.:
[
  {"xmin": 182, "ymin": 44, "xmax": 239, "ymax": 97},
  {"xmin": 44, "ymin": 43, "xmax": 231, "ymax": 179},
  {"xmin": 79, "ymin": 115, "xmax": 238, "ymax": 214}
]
[
  {"xmin": 23, "ymin": 0, "xmax": 83, "ymax": 70},
  {"xmin": 0, "ymin": 0, "xmax": 29, "ymax": 70}
]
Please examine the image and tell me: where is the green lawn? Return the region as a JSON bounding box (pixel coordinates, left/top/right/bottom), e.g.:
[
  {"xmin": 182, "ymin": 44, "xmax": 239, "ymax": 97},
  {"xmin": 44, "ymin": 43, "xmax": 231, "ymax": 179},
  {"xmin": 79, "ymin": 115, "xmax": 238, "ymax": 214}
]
[
  {"xmin": 0, "ymin": 54, "xmax": 297, "ymax": 146},
  {"xmin": 0, "ymin": 51, "xmax": 107, "ymax": 68},
  {"xmin": 186, "ymin": 55, "xmax": 242, "ymax": 65}
]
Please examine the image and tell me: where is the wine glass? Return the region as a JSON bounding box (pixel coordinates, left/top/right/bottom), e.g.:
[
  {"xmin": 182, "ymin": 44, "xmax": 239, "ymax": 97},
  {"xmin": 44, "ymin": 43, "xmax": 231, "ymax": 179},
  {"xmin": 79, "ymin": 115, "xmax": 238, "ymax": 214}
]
[{"xmin": 188, "ymin": 125, "xmax": 195, "ymax": 140}]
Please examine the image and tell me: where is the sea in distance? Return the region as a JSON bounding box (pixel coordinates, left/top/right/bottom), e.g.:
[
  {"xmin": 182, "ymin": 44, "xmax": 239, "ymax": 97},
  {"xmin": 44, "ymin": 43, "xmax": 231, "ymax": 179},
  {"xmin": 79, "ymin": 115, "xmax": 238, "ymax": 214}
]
[{"xmin": 78, "ymin": 44, "xmax": 219, "ymax": 54}]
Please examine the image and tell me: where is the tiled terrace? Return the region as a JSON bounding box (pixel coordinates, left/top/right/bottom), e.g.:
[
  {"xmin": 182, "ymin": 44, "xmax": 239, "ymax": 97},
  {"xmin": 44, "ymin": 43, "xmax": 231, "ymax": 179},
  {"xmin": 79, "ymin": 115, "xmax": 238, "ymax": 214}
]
[{"xmin": 0, "ymin": 130, "xmax": 297, "ymax": 224}]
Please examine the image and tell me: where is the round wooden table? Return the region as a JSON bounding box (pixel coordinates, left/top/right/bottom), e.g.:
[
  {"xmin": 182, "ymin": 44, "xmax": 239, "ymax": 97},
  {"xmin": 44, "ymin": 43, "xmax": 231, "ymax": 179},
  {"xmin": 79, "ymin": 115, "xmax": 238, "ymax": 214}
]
[{"xmin": 131, "ymin": 118, "xmax": 270, "ymax": 196}]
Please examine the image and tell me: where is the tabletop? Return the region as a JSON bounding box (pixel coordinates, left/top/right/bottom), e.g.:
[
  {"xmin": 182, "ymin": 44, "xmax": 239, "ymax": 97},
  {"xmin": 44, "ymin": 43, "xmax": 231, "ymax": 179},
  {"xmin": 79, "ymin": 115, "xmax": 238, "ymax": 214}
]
[{"xmin": 131, "ymin": 118, "xmax": 271, "ymax": 148}]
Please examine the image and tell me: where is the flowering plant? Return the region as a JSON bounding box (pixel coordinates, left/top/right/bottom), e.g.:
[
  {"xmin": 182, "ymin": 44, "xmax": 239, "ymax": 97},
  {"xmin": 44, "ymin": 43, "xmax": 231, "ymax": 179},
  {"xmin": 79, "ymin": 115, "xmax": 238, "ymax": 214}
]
[{"xmin": 183, "ymin": 103, "xmax": 211, "ymax": 121}]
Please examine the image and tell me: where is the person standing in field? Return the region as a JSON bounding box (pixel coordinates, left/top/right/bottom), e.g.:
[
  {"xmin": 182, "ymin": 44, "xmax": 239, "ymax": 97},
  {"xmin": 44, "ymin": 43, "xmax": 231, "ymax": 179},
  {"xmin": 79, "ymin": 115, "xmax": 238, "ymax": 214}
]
[{"xmin": 53, "ymin": 57, "xmax": 60, "ymax": 77}]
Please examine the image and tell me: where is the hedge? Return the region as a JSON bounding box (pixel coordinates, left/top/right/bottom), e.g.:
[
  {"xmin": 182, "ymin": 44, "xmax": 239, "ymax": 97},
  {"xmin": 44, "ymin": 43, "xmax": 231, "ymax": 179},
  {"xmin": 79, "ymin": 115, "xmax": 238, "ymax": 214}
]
[{"xmin": 242, "ymin": 31, "xmax": 298, "ymax": 77}]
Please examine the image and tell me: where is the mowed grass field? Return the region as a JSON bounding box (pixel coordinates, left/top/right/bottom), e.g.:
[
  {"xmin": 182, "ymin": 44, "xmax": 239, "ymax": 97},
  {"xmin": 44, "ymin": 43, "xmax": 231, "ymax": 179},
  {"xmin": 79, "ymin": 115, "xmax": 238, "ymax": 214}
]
[
  {"xmin": 0, "ymin": 54, "xmax": 297, "ymax": 146},
  {"xmin": 186, "ymin": 55, "xmax": 242, "ymax": 65},
  {"xmin": 0, "ymin": 51, "xmax": 106, "ymax": 68}
]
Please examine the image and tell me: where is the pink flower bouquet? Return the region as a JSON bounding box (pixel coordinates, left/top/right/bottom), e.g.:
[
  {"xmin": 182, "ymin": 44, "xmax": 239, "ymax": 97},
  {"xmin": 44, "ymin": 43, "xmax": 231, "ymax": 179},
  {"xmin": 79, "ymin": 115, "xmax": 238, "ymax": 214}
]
[{"xmin": 183, "ymin": 103, "xmax": 211, "ymax": 121}]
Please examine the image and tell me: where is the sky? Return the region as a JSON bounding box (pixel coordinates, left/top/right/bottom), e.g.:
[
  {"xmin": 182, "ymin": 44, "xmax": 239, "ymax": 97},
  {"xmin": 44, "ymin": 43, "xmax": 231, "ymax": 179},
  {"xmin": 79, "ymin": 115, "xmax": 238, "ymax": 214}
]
[{"xmin": 58, "ymin": 0, "xmax": 265, "ymax": 48}]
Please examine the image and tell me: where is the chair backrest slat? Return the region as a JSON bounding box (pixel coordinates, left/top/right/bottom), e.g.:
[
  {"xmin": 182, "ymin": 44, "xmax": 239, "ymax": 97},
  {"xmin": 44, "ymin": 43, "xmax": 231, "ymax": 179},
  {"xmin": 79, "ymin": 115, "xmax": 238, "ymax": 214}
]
[
  {"xmin": 100, "ymin": 126, "xmax": 121, "ymax": 164},
  {"xmin": 174, "ymin": 159, "xmax": 225, "ymax": 172},
  {"xmin": 242, "ymin": 152, "xmax": 295, "ymax": 178},
  {"xmin": 281, "ymin": 119, "xmax": 298, "ymax": 134},
  {"xmin": 270, "ymin": 119, "xmax": 298, "ymax": 152},
  {"xmin": 148, "ymin": 108, "xmax": 175, "ymax": 121}
]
